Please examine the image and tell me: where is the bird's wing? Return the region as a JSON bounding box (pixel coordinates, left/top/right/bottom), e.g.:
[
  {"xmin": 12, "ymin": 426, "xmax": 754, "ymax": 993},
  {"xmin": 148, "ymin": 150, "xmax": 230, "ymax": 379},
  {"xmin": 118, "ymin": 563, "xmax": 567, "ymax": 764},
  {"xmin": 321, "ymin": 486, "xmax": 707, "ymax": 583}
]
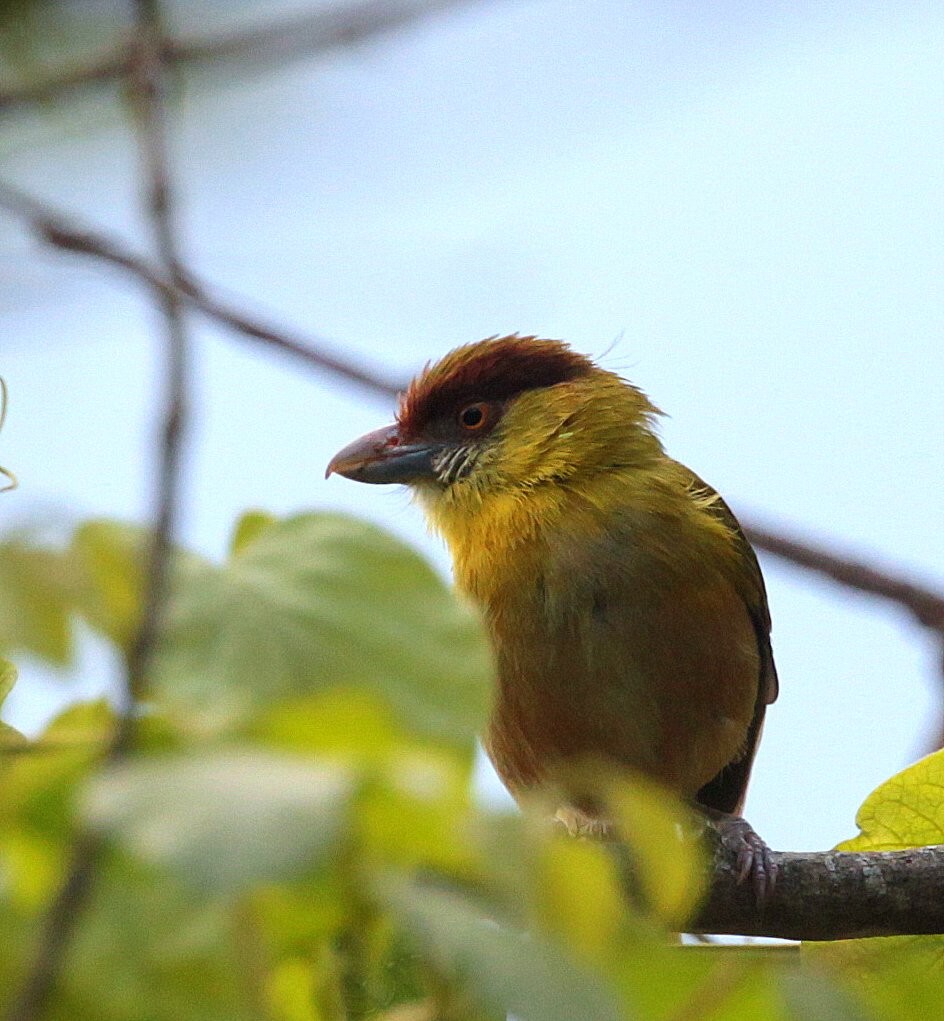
[{"xmin": 682, "ymin": 468, "xmax": 778, "ymax": 815}]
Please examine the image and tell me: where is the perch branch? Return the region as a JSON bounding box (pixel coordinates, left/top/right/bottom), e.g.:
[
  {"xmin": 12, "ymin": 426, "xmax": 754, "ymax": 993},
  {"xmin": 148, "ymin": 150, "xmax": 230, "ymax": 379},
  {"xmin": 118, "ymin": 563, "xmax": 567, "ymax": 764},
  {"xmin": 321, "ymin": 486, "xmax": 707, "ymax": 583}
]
[{"xmin": 695, "ymin": 839, "xmax": 944, "ymax": 941}]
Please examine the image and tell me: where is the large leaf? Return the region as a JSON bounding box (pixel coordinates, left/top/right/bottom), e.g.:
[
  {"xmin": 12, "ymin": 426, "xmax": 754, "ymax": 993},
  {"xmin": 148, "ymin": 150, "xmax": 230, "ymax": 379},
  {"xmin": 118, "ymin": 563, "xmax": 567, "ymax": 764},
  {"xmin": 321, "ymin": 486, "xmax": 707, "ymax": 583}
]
[
  {"xmin": 151, "ymin": 512, "xmax": 490, "ymax": 748},
  {"xmin": 0, "ymin": 699, "xmax": 114, "ymax": 842},
  {"xmin": 70, "ymin": 519, "xmax": 208, "ymax": 651},
  {"xmin": 84, "ymin": 750, "xmax": 353, "ymax": 895},
  {"xmin": 256, "ymin": 688, "xmax": 478, "ymax": 872},
  {"xmin": 606, "ymin": 774, "xmax": 705, "ymax": 929},
  {"xmin": 529, "ymin": 769, "xmax": 704, "ymax": 932},
  {"xmin": 837, "ymin": 748, "xmax": 944, "ymax": 852}
]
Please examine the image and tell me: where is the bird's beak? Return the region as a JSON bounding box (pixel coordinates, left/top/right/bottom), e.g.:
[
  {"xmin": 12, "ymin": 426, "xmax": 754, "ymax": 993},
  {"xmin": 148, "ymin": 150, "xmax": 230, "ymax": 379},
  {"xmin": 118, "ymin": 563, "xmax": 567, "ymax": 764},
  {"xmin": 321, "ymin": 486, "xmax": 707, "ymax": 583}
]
[{"xmin": 325, "ymin": 424, "xmax": 438, "ymax": 485}]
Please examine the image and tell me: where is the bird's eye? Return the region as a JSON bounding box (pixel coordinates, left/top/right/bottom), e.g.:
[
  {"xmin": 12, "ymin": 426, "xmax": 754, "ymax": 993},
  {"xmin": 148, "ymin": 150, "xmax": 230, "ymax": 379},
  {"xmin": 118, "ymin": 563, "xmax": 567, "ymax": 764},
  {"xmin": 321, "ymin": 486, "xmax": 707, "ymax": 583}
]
[{"xmin": 458, "ymin": 402, "xmax": 490, "ymax": 431}]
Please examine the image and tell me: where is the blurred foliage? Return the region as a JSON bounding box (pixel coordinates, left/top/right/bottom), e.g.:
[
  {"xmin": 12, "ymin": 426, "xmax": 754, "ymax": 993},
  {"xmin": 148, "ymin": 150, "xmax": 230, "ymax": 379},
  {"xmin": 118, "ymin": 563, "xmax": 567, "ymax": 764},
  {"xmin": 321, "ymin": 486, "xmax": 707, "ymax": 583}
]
[{"xmin": 0, "ymin": 510, "xmax": 942, "ymax": 1019}]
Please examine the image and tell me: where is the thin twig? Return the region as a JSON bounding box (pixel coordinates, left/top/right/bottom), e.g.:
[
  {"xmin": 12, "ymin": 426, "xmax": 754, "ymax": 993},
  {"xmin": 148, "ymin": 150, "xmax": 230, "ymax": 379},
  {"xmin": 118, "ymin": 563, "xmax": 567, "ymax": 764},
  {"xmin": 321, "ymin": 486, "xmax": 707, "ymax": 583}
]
[
  {"xmin": 0, "ymin": 0, "xmax": 487, "ymax": 115},
  {"xmin": 0, "ymin": 179, "xmax": 404, "ymax": 398},
  {"xmin": 4, "ymin": 4, "xmax": 191, "ymax": 1017},
  {"xmin": 116, "ymin": 0, "xmax": 190, "ymax": 724}
]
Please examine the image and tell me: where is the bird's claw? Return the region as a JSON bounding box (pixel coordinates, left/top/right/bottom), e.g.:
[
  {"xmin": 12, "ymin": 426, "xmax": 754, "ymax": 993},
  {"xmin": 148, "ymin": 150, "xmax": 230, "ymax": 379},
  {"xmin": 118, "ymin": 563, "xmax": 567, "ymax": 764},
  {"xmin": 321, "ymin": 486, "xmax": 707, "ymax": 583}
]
[{"xmin": 709, "ymin": 812, "xmax": 777, "ymax": 904}]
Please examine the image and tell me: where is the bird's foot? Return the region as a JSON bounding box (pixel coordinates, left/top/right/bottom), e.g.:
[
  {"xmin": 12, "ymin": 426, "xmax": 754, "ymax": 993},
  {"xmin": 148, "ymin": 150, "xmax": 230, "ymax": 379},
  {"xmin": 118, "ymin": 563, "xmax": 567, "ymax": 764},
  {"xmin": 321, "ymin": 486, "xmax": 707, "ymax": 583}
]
[
  {"xmin": 554, "ymin": 805, "xmax": 614, "ymax": 840},
  {"xmin": 704, "ymin": 810, "xmax": 777, "ymax": 903}
]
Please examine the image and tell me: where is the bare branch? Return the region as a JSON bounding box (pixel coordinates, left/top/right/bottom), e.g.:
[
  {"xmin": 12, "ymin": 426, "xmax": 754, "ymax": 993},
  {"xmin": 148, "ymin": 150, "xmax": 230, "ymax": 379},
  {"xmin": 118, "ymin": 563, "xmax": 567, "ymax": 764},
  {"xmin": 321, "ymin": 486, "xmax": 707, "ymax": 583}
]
[
  {"xmin": 4, "ymin": 4, "xmax": 192, "ymax": 1016},
  {"xmin": 4, "ymin": 184, "xmax": 944, "ymax": 632},
  {"xmin": 0, "ymin": 179, "xmax": 404, "ymax": 398},
  {"xmin": 116, "ymin": 0, "xmax": 190, "ymax": 721},
  {"xmin": 696, "ymin": 840, "xmax": 944, "ymax": 940},
  {"xmin": 3, "ymin": 833, "xmax": 102, "ymax": 1021},
  {"xmin": 747, "ymin": 521, "xmax": 944, "ymax": 750},
  {"xmin": 745, "ymin": 522, "xmax": 944, "ymax": 633},
  {"xmin": 0, "ymin": 0, "xmax": 488, "ymax": 115}
]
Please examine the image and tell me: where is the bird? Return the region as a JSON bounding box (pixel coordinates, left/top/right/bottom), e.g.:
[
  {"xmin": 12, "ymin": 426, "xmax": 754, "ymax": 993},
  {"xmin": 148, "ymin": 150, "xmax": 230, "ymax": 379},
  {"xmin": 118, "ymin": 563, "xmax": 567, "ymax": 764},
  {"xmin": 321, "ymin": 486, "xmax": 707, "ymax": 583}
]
[{"xmin": 326, "ymin": 335, "xmax": 778, "ymax": 895}]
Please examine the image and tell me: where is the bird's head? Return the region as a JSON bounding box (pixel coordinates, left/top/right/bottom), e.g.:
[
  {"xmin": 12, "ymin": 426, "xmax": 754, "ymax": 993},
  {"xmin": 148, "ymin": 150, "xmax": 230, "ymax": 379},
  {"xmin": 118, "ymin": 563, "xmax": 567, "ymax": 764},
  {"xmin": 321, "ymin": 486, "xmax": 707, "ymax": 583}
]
[{"xmin": 326, "ymin": 335, "xmax": 663, "ymax": 512}]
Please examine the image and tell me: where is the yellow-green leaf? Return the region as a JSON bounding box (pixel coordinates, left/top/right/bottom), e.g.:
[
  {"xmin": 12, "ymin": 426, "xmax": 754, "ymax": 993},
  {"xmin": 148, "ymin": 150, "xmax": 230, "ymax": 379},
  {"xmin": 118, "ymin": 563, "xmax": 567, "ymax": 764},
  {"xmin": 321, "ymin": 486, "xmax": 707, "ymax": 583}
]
[
  {"xmin": 152, "ymin": 513, "xmax": 490, "ymax": 750},
  {"xmin": 807, "ymin": 937, "xmax": 944, "ymax": 1020},
  {"xmin": 0, "ymin": 536, "xmax": 73, "ymax": 663},
  {"xmin": 229, "ymin": 509, "xmax": 277, "ymax": 556},
  {"xmin": 70, "ymin": 519, "xmax": 207, "ymax": 651},
  {"xmin": 0, "ymin": 655, "xmax": 26, "ymax": 748},
  {"xmin": 536, "ymin": 835, "xmax": 624, "ymax": 965},
  {"xmin": 808, "ymin": 751, "xmax": 944, "ymax": 994},
  {"xmin": 606, "ymin": 773, "xmax": 706, "ymax": 928},
  {"xmin": 838, "ymin": 749, "xmax": 944, "ymax": 851}
]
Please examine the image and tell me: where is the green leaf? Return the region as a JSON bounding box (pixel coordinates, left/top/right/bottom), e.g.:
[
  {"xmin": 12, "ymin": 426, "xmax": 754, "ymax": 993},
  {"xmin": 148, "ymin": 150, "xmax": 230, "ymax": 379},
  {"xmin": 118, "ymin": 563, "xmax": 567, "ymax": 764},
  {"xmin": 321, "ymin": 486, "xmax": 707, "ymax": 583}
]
[
  {"xmin": 807, "ymin": 937, "xmax": 944, "ymax": 1021},
  {"xmin": 256, "ymin": 689, "xmax": 477, "ymax": 872},
  {"xmin": 778, "ymin": 968, "xmax": 875, "ymax": 1021},
  {"xmin": 535, "ymin": 835, "xmax": 626, "ymax": 966},
  {"xmin": 838, "ymin": 748, "xmax": 944, "ymax": 851},
  {"xmin": 152, "ymin": 513, "xmax": 490, "ymax": 749},
  {"xmin": 0, "ymin": 699, "xmax": 114, "ymax": 842},
  {"xmin": 0, "ymin": 655, "xmax": 15, "ymax": 704},
  {"xmin": 229, "ymin": 509, "xmax": 277, "ymax": 555},
  {"xmin": 806, "ymin": 749, "xmax": 944, "ymax": 1014},
  {"xmin": 84, "ymin": 750, "xmax": 354, "ymax": 894},
  {"xmin": 70, "ymin": 519, "xmax": 208, "ymax": 651},
  {"xmin": 47, "ymin": 857, "xmax": 257, "ymax": 1021},
  {"xmin": 382, "ymin": 876, "xmax": 625, "ymax": 1021},
  {"xmin": 550, "ymin": 769, "xmax": 705, "ymax": 930},
  {"xmin": 356, "ymin": 746, "xmax": 475, "ymax": 872},
  {"xmin": 0, "ymin": 535, "xmax": 73, "ymax": 663}
]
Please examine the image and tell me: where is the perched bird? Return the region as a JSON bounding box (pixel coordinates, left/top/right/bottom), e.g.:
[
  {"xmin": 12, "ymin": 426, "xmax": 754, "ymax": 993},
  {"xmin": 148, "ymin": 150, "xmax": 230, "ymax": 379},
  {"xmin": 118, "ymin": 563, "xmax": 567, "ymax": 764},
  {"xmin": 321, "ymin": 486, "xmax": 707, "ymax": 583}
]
[{"xmin": 327, "ymin": 335, "xmax": 778, "ymax": 893}]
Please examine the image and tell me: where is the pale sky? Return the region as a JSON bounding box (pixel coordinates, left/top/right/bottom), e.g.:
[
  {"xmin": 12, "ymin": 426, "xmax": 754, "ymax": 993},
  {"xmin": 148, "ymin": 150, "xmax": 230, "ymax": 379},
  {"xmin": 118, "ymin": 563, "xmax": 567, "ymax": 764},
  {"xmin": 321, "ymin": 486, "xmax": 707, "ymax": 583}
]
[{"xmin": 2, "ymin": 0, "xmax": 943, "ymax": 853}]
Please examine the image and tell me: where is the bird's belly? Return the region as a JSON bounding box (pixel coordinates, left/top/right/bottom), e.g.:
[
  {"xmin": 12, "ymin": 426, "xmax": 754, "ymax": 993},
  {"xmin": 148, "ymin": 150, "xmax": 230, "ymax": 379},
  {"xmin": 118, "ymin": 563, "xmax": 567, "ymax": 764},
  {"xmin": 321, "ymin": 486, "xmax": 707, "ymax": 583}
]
[{"xmin": 484, "ymin": 582, "xmax": 758, "ymax": 803}]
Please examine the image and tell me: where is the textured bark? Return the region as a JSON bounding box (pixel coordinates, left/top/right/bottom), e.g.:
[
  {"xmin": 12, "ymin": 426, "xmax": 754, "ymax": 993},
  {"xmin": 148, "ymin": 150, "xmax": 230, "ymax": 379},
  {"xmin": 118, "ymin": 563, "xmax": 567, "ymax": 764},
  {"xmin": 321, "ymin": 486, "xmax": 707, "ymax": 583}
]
[{"xmin": 694, "ymin": 842, "xmax": 944, "ymax": 940}]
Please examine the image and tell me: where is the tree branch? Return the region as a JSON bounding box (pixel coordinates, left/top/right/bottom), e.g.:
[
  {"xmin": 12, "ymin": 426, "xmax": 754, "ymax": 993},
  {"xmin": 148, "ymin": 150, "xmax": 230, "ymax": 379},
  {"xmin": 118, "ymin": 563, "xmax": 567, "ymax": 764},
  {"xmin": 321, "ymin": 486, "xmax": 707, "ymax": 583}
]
[
  {"xmin": 695, "ymin": 840, "xmax": 944, "ymax": 941},
  {"xmin": 0, "ymin": 0, "xmax": 487, "ymax": 115},
  {"xmin": 4, "ymin": 4, "xmax": 192, "ymax": 1017},
  {"xmin": 3, "ymin": 187, "xmax": 944, "ymax": 637},
  {"xmin": 115, "ymin": 0, "xmax": 190, "ymax": 722},
  {"xmin": 0, "ymin": 179, "xmax": 404, "ymax": 398},
  {"xmin": 745, "ymin": 523, "xmax": 944, "ymax": 634}
]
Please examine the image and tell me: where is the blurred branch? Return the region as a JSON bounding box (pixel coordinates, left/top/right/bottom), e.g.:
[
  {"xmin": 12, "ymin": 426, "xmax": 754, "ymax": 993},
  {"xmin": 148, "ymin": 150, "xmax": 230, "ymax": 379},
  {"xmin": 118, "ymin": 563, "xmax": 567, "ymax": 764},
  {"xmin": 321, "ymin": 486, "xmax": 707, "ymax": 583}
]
[
  {"xmin": 747, "ymin": 522, "xmax": 944, "ymax": 749},
  {"xmin": 696, "ymin": 840, "xmax": 944, "ymax": 940},
  {"xmin": 746, "ymin": 523, "xmax": 944, "ymax": 633},
  {"xmin": 0, "ymin": 0, "xmax": 487, "ymax": 115},
  {"xmin": 0, "ymin": 180, "xmax": 404, "ymax": 398},
  {"xmin": 4, "ymin": 195, "xmax": 944, "ymax": 624},
  {"xmin": 4, "ymin": 4, "xmax": 192, "ymax": 1017},
  {"xmin": 118, "ymin": 0, "xmax": 191, "ymax": 730},
  {"xmin": 5, "ymin": 180, "xmax": 944, "ymax": 628}
]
